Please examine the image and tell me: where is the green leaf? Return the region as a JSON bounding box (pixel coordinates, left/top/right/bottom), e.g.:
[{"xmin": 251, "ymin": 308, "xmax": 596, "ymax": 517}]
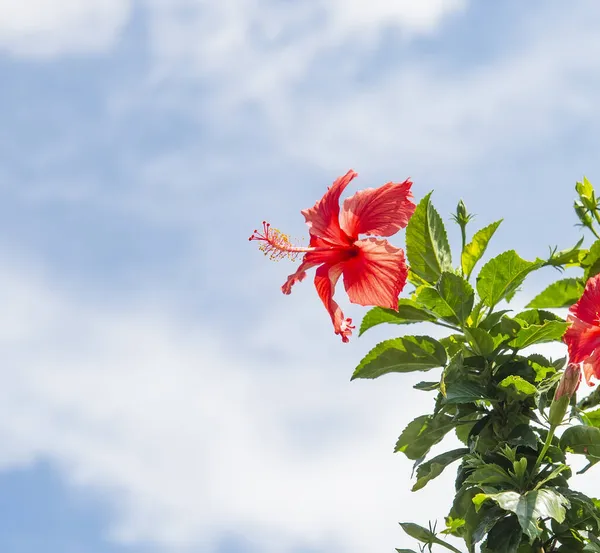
[
  {"xmin": 439, "ymin": 334, "xmax": 467, "ymax": 358},
  {"xmin": 579, "ymin": 386, "xmax": 600, "ymax": 410},
  {"xmin": 513, "ymin": 309, "xmax": 562, "ymax": 326},
  {"xmin": 462, "ymin": 220, "xmax": 502, "ymax": 280},
  {"xmin": 476, "ymin": 251, "xmax": 542, "ymax": 308},
  {"xmin": 464, "ymin": 327, "xmax": 496, "ymax": 356},
  {"xmin": 509, "ymin": 320, "xmax": 569, "ymax": 349},
  {"xmin": 399, "ymin": 523, "xmax": 463, "ymax": 553},
  {"xmin": 396, "ymin": 550, "xmax": 418, "ymax": 553},
  {"xmin": 406, "ymin": 192, "xmax": 452, "ymax": 283},
  {"xmin": 437, "ymin": 272, "xmax": 475, "ymax": 324},
  {"xmin": 464, "ymin": 462, "xmax": 515, "ymax": 487},
  {"xmin": 395, "ymin": 414, "xmax": 455, "ymax": 460},
  {"xmin": 474, "ymin": 489, "xmax": 570, "ymax": 541},
  {"xmin": 440, "ymin": 351, "xmax": 464, "ymax": 397},
  {"xmin": 583, "ymin": 239, "xmax": 600, "ymax": 279},
  {"xmin": 414, "ymin": 273, "xmax": 474, "ymax": 324},
  {"xmin": 507, "ymin": 424, "xmax": 538, "ymax": 450},
  {"xmin": 582, "ymin": 407, "xmax": 600, "ymax": 427},
  {"xmin": 498, "ymin": 375, "xmax": 538, "ymax": 400},
  {"xmin": 413, "ymin": 381, "xmax": 439, "ymax": 391},
  {"xmin": 352, "ymin": 336, "xmax": 447, "ymax": 380},
  {"xmin": 412, "ymin": 448, "xmax": 468, "ymax": 491},
  {"xmin": 442, "ymin": 517, "xmax": 466, "ymax": 535},
  {"xmin": 480, "ymin": 516, "xmax": 522, "ymax": 553},
  {"xmin": 560, "ymin": 425, "xmax": 600, "ymax": 458},
  {"xmin": 445, "ymin": 380, "xmax": 488, "ymax": 404},
  {"xmin": 527, "ymin": 278, "xmax": 585, "ymax": 308},
  {"xmin": 359, "ymin": 299, "xmax": 437, "ymax": 336}
]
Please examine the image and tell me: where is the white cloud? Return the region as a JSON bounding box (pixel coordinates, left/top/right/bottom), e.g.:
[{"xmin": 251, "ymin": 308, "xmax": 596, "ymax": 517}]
[
  {"xmin": 0, "ymin": 257, "xmax": 468, "ymax": 552},
  {"xmin": 0, "ymin": 0, "xmax": 131, "ymax": 57},
  {"xmin": 139, "ymin": 0, "xmax": 600, "ymax": 183}
]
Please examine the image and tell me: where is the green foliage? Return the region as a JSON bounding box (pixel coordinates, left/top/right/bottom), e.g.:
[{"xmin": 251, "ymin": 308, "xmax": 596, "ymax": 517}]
[
  {"xmin": 462, "ymin": 220, "xmax": 502, "ymax": 280},
  {"xmin": 527, "ymin": 278, "xmax": 585, "ymax": 308},
  {"xmin": 355, "ymin": 190, "xmax": 600, "ymax": 553},
  {"xmin": 351, "ymin": 335, "xmax": 447, "ymax": 380},
  {"xmin": 359, "ymin": 298, "xmax": 437, "ymax": 335},
  {"xmin": 473, "ymin": 489, "xmax": 569, "ymax": 541},
  {"xmin": 395, "ymin": 413, "xmax": 456, "ymax": 460},
  {"xmin": 414, "ymin": 272, "xmax": 474, "ymax": 325},
  {"xmin": 476, "ymin": 251, "xmax": 542, "ymax": 308},
  {"xmin": 406, "ymin": 192, "xmax": 452, "ymax": 283},
  {"xmin": 560, "ymin": 426, "xmax": 600, "ymax": 460},
  {"xmin": 412, "ymin": 448, "xmax": 470, "ymax": 491}
]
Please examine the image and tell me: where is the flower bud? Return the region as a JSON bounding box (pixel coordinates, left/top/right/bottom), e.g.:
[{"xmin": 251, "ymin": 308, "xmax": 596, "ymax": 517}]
[
  {"xmin": 548, "ymin": 363, "xmax": 582, "ymax": 426},
  {"xmin": 451, "ymin": 200, "xmax": 474, "ymax": 227},
  {"xmin": 574, "ymin": 201, "xmax": 593, "ymax": 227},
  {"xmin": 576, "ymin": 177, "xmax": 595, "ymax": 203}
]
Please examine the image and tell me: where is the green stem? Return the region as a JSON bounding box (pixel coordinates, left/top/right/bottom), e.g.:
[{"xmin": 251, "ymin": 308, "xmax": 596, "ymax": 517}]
[
  {"xmin": 589, "ymin": 223, "xmax": 600, "ymax": 240},
  {"xmin": 431, "ymin": 320, "xmax": 462, "ymax": 332},
  {"xmin": 460, "ymin": 226, "xmax": 467, "ymax": 277},
  {"xmin": 532, "ymin": 425, "xmax": 557, "ymax": 477}
]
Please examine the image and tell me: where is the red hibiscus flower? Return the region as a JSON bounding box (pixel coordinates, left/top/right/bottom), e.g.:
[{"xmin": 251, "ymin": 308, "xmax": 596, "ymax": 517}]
[
  {"xmin": 250, "ymin": 170, "xmax": 416, "ymax": 342},
  {"xmin": 563, "ymin": 273, "xmax": 600, "ymax": 385}
]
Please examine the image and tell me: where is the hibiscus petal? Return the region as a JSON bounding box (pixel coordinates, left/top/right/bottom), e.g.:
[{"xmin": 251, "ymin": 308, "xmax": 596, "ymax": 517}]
[
  {"xmin": 570, "ymin": 274, "xmax": 600, "ymax": 325},
  {"xmin": 339, "ymin": 179, "xmax": 415, "ymax": 238},
  {"xmin": 301, "ymin": 170, "xmax": 357, "ymax": 245},
  {"xmin": 282, "ymin": 246, "xmax": 351, "ymax": 295},
  {"xmin": 281, "ymin": 258, "xmax": 321, "ymax": 295},
  {"xmin": 584, "ymin": 349, "xmax": 600, "ymax": 386},
  {"xmin": 563, "ymin": 315, "xmax": 600, "ymax": 363},
  {"xmin": 342, "ymin": 238, "xmax": 408, "ymax": 309},
  {"xmin": 314, "ymin": 263, "xmax": 354, "ymax": 342}
]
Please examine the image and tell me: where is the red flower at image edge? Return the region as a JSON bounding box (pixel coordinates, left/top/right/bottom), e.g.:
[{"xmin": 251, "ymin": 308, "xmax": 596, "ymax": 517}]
[
  {"xmin": 250, "ymin": 170, "xmax": 416, "ymax": 342},
  {"xmin": 563, "ymin": 273, "xmax": 600, "ymax": 385}
]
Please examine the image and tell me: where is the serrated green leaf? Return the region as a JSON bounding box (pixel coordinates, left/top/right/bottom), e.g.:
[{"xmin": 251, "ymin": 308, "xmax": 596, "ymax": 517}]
[
  {"xmin": 498, "ymin": 375, "xmax": 538, "ymax": 399},
  {"xmin": 476, "ymin": 251, "xmax": 542, "ymax": 308},
  {"xmin": 445, "ymin": 380, "xmax": 488, "ymax": 404},
  {"xmin": 582, "ymin": 407, "xmax": 600, "ymax": 427},
  {"xmin": 395, "ymin": 414, "xmax": 455, "ymax": 460},
  {"xmin": 412, "ymin": 448, "xmax": 468, "ymax": 491},
  {"xmin": 464, "ymin": 327, "xmax": 496, "ymax": 356},
  {"xmin": 508, "ymin": 320, "xmax": 569, "ymax": 349},
  {"xmin": 439, "ymin": 334, "xmax": 467, "ymax": 358},
  {"xmin": 442, "ymin": 516, "xmax": 466, "ymax": 536},
  {"xmin": 474, "ymin": 489, "xmax": 569, "ymax": 541},
  {"xmin": 352, "ymin": 336, "xmax": 447, "ymax": 380},
  {"xmin": 527, "ymin": 278, "xmax": 585, "ymax": 308},
  {"xmin": 406, "ymin": 192, "xmax": 452, "ymax": 283},
  {"xmin": 579, "ymin": 386, "xmax": 600, "ymax": 410},
  {"xmin": 359, "ymin": 299, "xmax": 437, "ymax": 336},
  {"xmin": 462, "ymin": 220, "xmax": 502, "ymax": 280},
  {"xmin": 414, "ymin": 273, "xmax": 474, "ymax": 325},
  {"xmin": 480, "ymin": 516, "xmax": 522, "ymax": 553},
  {"xmin": 514, "ymin": 309, "xmax": 562, "ymax": 326},
  {"xmin": 560, "ymin": 425, "xmax": 600, "ymax": 458},
  {"xmin": 437, "ymin": 272, "xmax": 475, "ymax": 324},
  {"xmin": 465, "ymin": 463, "xmax": 515, "ymax": 487},
  {"xmin": 507, "ymin": 424, "xmax": 538, "ymax": 449},
  {"xmin": 441, "ymin": 352, "xmax": 463, "ymax": 397},
  {"xmin": 583, "ymin": 239, "xmax": 600, "ymax": 280}
]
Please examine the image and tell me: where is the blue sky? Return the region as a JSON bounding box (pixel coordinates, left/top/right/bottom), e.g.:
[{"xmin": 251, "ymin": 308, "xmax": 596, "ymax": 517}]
[{"xmin": 1, "ymin": 1, "xmax": 600, "ymax": 552}]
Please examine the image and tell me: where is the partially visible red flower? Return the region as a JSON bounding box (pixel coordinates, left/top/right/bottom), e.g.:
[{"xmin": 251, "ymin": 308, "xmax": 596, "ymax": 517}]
[
  {"xmin": 563, "ymin": 273, "xmax": 600, "ymax": 385},
  {"xmin": 548, "ymin": 363, "xmax": 582, "ymax": 426},
  {"xmin": 554, "ymin": 362, "xmax": 582, "ymax": 400},
  {"xmin": 249, "ymin": 170, "xmax": 415, "ymax": 342}
]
